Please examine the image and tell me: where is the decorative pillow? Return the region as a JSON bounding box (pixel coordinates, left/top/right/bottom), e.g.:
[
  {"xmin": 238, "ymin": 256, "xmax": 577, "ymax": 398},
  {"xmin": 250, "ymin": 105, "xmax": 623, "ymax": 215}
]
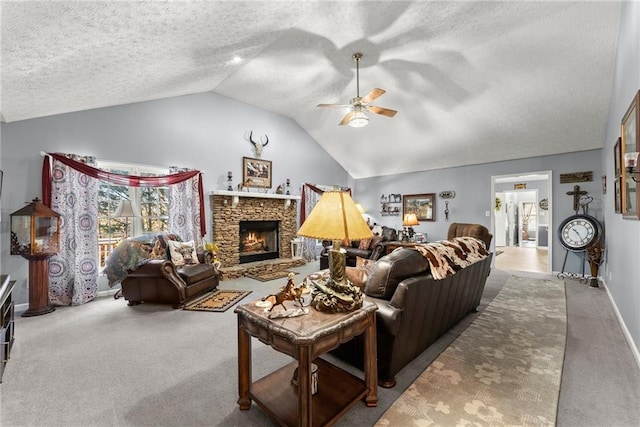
[
  {"xmin": 168, "ymin": 240, "xmax": 200, "ymax": 266},
  {"xmin": 342, "ymin": 238, "xmax": 351, "ymax": 248},
  {"xmin": 358, "ymin": 239, "xmax": 372, "ymax": 251},
  {"xmin": 356, "ymin": 256, "xmax": 374, "ymax": 267},
  {"xmin": 346, "ymin": 263, "xmax": 376, "ymax": 290}
]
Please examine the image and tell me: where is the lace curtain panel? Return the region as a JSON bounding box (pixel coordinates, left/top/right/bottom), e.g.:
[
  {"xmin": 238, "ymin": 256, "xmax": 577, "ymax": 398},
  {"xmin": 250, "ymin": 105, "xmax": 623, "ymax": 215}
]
[{"xmin": 48, "ymin": 159, "xmax": 100, "ymax": 305}]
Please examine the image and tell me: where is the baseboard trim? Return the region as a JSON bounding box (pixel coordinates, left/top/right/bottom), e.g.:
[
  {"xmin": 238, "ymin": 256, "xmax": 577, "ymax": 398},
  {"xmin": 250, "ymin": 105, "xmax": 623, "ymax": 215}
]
[
  {"xmin": 600, "ymin": 277, "xmax": 640, "ymax": 372},
  {"xmin": 14, "ymin": 288, "xmax": 121, "ymax": 314}
]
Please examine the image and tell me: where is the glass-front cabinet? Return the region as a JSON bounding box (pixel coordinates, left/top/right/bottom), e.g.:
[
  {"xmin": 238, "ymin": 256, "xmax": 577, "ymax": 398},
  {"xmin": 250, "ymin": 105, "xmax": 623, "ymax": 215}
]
[{"xmin": 10, "ymin": 198, "xmax": 61, "ymax": 257}]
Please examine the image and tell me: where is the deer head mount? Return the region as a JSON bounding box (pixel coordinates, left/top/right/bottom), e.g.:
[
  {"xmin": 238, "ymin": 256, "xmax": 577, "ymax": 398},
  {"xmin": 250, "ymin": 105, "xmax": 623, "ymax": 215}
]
[{"xmin": 247, "ymin": 130, "xmax": 269, "ymax": 158}]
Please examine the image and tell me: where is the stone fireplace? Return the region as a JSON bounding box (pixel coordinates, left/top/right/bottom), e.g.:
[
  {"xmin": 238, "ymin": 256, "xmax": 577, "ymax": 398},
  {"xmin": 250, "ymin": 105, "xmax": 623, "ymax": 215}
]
[{"xmin": 211, "ymin": 191, "xmax": 306, "ymax": 279}]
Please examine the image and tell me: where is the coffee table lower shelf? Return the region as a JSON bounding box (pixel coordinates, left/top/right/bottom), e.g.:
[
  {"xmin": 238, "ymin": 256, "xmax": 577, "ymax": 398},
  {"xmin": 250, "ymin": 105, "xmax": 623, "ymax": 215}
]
[{"xmin": 249, "ymin": 357, "xmax": 367, "ymax": 426}]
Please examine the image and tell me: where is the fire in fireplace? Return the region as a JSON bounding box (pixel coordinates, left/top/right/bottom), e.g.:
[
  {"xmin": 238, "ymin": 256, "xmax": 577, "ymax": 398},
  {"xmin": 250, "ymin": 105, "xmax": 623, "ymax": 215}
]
[{"xmin": 239, "ymin": 220, "xmax": 280, "ymax": 263}]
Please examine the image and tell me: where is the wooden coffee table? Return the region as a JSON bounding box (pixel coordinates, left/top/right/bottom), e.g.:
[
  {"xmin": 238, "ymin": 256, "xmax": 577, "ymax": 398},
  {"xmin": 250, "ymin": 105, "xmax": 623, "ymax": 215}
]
[{"xmin": 235, "ymin": 299, "xmax": 378, "ymax": 427}]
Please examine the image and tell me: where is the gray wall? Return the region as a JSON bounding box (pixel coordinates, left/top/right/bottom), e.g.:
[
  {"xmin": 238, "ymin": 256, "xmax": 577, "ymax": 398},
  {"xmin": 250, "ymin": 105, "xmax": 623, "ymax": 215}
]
[
  {"xmin": 601, "ymin": 0, "xmax": 640, "ymax": 360},
  {"xmin": 0, "ymin": 92, "xmax": 350, "ymax": 304},
  {"xmin": 353, "ymin": 150, "xmax": 602, "ymax": 273}
]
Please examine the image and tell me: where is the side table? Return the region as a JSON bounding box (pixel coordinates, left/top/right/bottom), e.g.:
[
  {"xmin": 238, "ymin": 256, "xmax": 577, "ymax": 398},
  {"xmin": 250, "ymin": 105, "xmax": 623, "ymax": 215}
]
[{"xmin": 235, "ymin": 300, "xmax": 378, "ymax": 427}]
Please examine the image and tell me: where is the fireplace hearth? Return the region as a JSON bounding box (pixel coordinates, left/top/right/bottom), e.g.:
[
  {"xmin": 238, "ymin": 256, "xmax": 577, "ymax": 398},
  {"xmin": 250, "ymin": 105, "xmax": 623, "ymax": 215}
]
[{"xmin": 239, "ymin": 220, "xmax": 279, "ymax": 263}]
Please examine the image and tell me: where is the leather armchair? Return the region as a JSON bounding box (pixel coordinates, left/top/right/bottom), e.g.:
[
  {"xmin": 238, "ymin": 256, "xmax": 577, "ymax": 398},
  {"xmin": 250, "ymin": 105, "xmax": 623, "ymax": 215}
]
[
  {"xmin": 447, "ymin": 222, "xmax": 493, "ymax": 249},
  {"xmin": 120, "ymin": 247, "xmax": 219, "ymax": 309}
]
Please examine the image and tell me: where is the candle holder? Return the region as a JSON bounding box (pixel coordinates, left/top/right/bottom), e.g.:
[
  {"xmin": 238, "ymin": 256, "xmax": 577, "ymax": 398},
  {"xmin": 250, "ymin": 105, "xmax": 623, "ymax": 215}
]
[
  {"xmin": 227, "ymin": 171, "xmax": 233, "ymax": 191},
  {"xmin": 286, "ymin": 178, "xmax": 291, "ymax": 195}
]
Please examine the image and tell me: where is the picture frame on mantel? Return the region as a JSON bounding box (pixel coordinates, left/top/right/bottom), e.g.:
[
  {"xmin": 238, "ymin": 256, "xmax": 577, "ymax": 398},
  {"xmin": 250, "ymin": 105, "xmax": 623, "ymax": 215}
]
[
  {"xmin": 403, "ymin": 193, "xmax": 436, "ymax": 222},
  {"xmin": 621, "ymin": 90, "xmax": 640, "ymax": 219},
  {"xmin": 242, "ymin": 157, "xmax": 272, "ymax": 189}
]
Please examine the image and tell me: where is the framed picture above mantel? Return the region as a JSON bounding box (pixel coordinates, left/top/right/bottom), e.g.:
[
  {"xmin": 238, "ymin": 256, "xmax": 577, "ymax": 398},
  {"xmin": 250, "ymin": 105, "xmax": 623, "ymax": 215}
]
[
  {"xmin": 403, "ymin": 193, "xmax": 436, "ymax": 222},
  {"xmin": 242, "ymin": 157, "xmax": 272, "ymax": 189}
]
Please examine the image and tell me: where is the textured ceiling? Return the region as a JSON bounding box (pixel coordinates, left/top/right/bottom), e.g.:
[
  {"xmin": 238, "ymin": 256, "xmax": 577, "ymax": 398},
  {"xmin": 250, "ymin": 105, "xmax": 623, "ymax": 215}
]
[{"xmin": 0, "ymin": 1, "xmax": 621, "ymax": 179}]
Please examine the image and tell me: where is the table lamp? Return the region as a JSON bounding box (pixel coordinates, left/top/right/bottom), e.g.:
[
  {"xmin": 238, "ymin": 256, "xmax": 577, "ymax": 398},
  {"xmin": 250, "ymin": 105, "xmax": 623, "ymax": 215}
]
[
  {"xmin": 402, "ymin": 213, "xmax": 419, "ymax": 241},
  {"xmin": 297, "ymin": 191, "xmax": 373, "ymax": 312}
]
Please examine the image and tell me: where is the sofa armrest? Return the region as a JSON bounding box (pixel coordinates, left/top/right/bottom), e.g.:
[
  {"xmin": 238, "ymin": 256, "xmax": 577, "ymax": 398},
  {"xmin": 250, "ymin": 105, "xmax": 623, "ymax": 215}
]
[{"xmin": 367, "ymin": 295, "xmax": 403, "ymax": 337}]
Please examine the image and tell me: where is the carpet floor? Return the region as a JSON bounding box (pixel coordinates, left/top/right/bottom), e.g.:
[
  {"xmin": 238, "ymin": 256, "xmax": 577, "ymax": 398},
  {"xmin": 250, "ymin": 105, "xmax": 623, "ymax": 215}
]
[
  {"xmin": 1, "ymin": 263, "xmax": 638, "ymax": 426},
  {"xmin": 377, "ymin": 275, "xmax": 566, "ymax": 426}
]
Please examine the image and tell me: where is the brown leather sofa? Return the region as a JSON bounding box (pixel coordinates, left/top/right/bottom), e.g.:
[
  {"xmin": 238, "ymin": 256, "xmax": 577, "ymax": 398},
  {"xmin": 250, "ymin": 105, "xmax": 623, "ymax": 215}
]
[
  {"xmin": 121, "ymin": 248, "xmax": 219, "ymax": 309},
  {"xmin": 319, "ymin": 226, "xmax": 398, "ymax": 269},
  {"xmin": 332, "ymin": 225, "xmax": 493, "ymax": 388}
]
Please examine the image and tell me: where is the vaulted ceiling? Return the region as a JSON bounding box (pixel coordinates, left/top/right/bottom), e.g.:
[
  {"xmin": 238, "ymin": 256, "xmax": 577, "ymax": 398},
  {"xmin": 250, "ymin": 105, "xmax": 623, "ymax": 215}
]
[{"xmin": 0, "ymin": 1, "xmax": 621, "ymax": 178}]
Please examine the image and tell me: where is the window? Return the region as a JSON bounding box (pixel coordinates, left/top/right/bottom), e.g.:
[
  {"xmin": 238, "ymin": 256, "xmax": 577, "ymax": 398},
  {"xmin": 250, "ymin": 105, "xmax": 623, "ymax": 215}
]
[{"xmin": 96, "ymin": 161, "xmax": 169, "ymax": 269}]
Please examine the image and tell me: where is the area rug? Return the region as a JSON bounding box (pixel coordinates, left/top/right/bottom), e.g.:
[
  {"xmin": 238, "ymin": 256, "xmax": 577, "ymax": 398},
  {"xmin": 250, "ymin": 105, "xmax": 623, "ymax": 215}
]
[
  {"xmin": 183, "ymin": 289, "xmax": 252, "ymax": 312},
  {"xmin": 246, "ymin": 270, "xmax": 297, "ymax": 282},
  {"xmin": 376, "ymin": 275, "xmax": 567, "ymax": 426}
]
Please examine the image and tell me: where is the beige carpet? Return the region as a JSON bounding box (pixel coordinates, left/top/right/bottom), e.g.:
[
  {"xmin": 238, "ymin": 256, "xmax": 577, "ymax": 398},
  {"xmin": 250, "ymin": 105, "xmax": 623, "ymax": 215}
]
[{"xmin": 377, "ymin": 275, "xmax": 567, "ymax": 426}]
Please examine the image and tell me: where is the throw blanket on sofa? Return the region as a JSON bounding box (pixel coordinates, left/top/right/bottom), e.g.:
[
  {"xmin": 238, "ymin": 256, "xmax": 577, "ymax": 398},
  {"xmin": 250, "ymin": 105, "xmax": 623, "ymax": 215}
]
[{"xmin": 413, "ymin": 237, "xmax": 489, "ymax": 280}]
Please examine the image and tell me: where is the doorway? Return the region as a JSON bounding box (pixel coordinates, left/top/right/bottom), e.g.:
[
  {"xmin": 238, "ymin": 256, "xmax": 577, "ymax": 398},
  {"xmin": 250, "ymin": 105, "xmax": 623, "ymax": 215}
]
[{"xmin": 491, "ymin": 172, "xmax": 552, "ymax": 274}]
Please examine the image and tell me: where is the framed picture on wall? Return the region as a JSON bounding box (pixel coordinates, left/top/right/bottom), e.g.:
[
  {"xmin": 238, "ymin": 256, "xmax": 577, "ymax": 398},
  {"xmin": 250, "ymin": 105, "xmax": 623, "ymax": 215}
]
[
  {"xmin": 403, "ymin": 193, "xmax": 436, "ymax": 222},
  {"xmin": 621, "ymin": 90, "xmax": 640, "ymax": 219},
  {"xmin": 615, "ymin": 176, "xmax": 622, "ymax": 213},
  {"xmin": 614, "ymin": 137, "xmax": 622, "ymax": 178},
  {"xmin": 242, "ymin": 157, "xmax": 272, "ymax": 189}
]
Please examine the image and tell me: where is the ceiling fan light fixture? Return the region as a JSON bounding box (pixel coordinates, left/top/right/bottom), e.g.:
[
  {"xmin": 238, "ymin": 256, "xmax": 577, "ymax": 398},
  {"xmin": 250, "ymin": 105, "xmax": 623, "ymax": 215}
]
[{"xmin": 349, "ymin": 110, "xmax": 369, "ymax": 128}]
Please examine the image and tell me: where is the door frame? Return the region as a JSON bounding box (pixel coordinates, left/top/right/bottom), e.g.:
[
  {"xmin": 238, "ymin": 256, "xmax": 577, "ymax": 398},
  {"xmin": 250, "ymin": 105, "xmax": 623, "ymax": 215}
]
[{"xmin": 490, "ymin": 170, "xmax": 552, "ymax": 274}]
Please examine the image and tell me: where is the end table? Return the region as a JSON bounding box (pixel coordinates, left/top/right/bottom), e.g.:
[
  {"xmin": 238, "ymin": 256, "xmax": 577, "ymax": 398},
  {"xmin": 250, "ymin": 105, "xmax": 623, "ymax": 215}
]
[{"xmin": 235, "ymin": 300, "xmax": 378, "ymax": 426}]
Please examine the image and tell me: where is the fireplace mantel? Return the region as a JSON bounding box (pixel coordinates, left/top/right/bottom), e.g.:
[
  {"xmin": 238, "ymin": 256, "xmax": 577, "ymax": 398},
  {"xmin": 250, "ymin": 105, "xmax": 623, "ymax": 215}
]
[{"xmin": 211, "ymin": 190, "xmax": 301, "ymax": 208}]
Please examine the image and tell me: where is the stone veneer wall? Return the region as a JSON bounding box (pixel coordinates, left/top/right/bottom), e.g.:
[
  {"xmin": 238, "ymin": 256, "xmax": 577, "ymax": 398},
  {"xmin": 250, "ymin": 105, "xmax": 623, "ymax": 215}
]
[{"xmin": 211, "ymin": 195, "xmax": 298, "ymax": 267}]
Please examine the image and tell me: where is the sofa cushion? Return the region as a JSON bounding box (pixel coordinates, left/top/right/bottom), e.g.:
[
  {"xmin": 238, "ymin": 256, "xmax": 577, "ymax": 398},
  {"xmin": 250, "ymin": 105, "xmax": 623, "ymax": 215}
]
[
  {"xmin": 365, "ymin": 249, "xmax": 430, "ymax": 299},
  {"xmin": 168, "ymin": 240, "xmax": 200, "ymax": 266},
  {"xmin": 177, "ymin": 263, "xmax": 215, "ymax": 285}
]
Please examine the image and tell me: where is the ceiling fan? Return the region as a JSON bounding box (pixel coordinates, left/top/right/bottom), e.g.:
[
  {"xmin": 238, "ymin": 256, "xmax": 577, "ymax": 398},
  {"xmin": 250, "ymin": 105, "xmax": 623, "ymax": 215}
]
[{"xmin": 317, "ymin": 52, "xmax": 397, "ymax": 127}]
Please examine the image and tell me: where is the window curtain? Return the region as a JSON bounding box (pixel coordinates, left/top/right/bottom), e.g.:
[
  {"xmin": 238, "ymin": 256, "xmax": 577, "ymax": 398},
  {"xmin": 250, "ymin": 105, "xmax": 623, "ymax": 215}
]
[
  {"xmin": 42, "ymin": 153, "xmax": 205, "ymax": 305},
  {"xmin": 46, "ymin": 155, "xmax": 100, "ymax": 305},
  {"xmin": 168, "ymin": 175, "xmax": 203, "ymax": 248},
  {"xmin": 299, "ymin": 183, "xmax": 350, "ymax": 261}
]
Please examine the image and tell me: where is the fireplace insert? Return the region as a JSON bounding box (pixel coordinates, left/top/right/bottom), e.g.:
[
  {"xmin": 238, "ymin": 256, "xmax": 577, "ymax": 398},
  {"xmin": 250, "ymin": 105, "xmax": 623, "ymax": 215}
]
[{"xmin": 239, "ymin": 220, "xmax": 280, "ymax": 263}]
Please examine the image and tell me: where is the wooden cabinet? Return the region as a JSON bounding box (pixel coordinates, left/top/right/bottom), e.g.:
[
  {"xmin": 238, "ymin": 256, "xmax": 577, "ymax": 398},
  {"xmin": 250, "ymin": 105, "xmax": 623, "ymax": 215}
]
[{"xmin": 1, "ymin": 275, "xmax": 16, "ymax": 382}]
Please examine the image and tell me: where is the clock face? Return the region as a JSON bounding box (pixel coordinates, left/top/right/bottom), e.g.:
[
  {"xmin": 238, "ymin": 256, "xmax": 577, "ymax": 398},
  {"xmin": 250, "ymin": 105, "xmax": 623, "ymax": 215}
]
[{"xmin": 558, "ymin": 215, "xmax": 601, "ymax": 251}]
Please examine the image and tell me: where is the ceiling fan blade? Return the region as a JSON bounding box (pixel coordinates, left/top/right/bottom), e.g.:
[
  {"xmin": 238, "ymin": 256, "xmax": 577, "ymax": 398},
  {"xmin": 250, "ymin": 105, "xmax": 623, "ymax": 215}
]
[
  {"xmin": 338, "ymin": 111, "xmax": 357, "ymax": 126},
  {"xmin": 361, "ymin": 88, "xmax": 386, "ymax": 104},
  {"xmin": 367, "ymin": 105, "xmax": 398, "ymax": 118},
  {"xmin": 317, "ymin": 103, "xmax": 350, "ymax": 108}
]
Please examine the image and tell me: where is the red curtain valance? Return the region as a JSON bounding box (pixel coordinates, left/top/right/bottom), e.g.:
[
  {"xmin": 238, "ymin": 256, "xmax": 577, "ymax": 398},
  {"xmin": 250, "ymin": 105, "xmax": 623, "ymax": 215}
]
[{"xmin": 42, "ymin": 153, "xmax": 206, "ymax": 237}]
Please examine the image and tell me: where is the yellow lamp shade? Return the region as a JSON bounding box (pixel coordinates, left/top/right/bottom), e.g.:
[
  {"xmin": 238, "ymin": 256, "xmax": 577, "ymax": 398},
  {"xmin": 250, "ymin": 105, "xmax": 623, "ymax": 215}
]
[{"xmin": 297, "ymin": 191, "xmax": 373, "ymax": 241}]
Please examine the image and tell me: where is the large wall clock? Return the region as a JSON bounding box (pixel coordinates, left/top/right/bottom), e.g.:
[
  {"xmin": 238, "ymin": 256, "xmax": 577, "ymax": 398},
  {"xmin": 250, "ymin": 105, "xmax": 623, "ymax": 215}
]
[{"xmin": 558, "ymin": 214, "xmax": 603, "ymax": 252}]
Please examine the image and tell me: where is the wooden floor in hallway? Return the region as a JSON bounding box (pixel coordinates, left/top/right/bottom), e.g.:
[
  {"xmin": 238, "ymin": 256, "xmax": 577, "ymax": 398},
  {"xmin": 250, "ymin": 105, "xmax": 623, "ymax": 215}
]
[{"xmin": 495, "ymin": 245, "xmax": 549, "ymax": 274}]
